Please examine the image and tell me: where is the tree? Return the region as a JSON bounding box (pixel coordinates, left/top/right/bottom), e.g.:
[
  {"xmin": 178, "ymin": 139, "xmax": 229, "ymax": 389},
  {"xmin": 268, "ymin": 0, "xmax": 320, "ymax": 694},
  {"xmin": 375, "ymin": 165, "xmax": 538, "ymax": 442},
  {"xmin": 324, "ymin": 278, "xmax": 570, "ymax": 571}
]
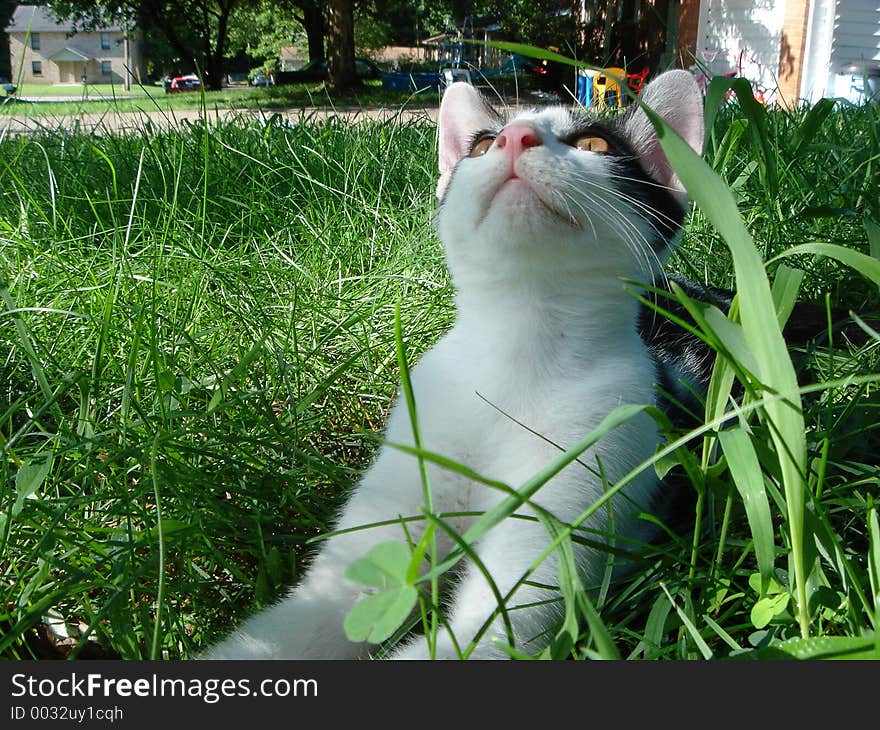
[
  {"xmin": 226, "ymin": 0, "xmax": 307, "ymax": 73},
  {"xmin": 353, "ymin": 14, "xmax": 392, "ymax": 55},
  {"xmin": 255, "ymin": 0, "xmax": 324, "ymax": 63},
  {"xmin": 49, "ymin": 0, "xmax": 368, "ymax": 93},
  {"xmin": 49, "ymin": 0, "xmax": 242, "ymax": 90},
  {"xmin": 0, "ymin": 0, "xmax": 16, "ymax": 79},
  {"xmin": 298, "ymin": 1, "xmax": 325, "ymax": 62},
  {"xmin": 324, "ymin": 0, "xmax": 357, "ymax": 91}
]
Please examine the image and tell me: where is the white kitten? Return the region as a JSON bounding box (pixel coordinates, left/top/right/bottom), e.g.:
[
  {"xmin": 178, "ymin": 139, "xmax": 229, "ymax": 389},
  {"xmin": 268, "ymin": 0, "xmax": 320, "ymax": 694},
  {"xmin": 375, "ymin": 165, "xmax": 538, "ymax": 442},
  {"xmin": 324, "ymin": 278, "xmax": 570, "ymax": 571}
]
[{"xmin": 205, "ymin": 70, "xmax": 705, "ymax": 660}]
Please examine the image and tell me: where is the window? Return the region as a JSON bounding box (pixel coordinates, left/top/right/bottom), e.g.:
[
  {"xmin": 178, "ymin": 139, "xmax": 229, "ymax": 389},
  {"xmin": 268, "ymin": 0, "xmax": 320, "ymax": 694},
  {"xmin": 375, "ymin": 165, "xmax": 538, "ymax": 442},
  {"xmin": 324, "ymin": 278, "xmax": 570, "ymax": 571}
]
[
  {"xmin": 30, "ymin": 33, "xmax": 40, "ymax": 51},
  {"xmin": 101, "ymin": 32, "xmax": 110, "ymax": 50},
  {"xmin": 31, "ymin": 60, "xmax": 42, "ymax": 76},
  {"xmin": 101, "ymin": 60, "xmax": 112, "ymax": 76}
]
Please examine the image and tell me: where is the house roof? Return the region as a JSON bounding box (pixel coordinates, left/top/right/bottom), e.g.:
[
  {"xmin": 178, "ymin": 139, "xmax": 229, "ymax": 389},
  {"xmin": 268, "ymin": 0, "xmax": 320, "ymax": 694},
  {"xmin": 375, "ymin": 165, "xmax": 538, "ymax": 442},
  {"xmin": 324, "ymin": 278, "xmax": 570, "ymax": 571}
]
[
  {"xmin": 49, "ymin": 47, "xmax": 93, "ymax": 63},
  {"xmin": 6, "ymin": 5, "xmax": 124, "ymax": 33}
]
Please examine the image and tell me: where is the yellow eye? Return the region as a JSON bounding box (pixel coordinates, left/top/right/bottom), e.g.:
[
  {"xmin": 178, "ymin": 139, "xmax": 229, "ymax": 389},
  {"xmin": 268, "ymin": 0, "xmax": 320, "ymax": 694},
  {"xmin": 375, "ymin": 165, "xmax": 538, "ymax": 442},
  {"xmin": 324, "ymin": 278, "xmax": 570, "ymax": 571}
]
[
  {"xmin": 469, "ymin": 136, "xmax": 495, "ymax": 157},
  {"xmin": 575, "ymin": 135, "xmax": 610, "ymax": 153}
]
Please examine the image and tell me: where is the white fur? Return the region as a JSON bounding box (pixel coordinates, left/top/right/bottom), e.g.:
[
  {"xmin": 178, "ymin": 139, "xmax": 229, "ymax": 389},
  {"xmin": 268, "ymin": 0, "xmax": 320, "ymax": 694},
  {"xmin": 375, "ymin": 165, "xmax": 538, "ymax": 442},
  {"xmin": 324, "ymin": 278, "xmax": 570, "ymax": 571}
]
[{"xmin": 206, "ymin": 71, "xmax": 704, "ymax": 660}]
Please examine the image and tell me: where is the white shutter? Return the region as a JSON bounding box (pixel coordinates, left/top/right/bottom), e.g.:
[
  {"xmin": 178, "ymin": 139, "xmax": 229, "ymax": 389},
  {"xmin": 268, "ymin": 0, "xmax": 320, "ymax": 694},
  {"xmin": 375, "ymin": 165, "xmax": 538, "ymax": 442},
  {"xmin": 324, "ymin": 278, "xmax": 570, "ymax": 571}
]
[{"xmin": 831, "ymin": 0, "xmax": 880, "ymax": 70}]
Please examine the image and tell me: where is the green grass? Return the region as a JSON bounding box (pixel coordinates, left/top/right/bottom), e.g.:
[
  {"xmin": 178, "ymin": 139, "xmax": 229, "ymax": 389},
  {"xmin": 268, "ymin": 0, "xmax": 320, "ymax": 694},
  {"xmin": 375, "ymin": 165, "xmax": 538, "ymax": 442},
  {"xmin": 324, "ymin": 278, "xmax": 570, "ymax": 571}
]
[
  {"xmin": 1, "ymin": 80, "xmax": 424, "ymax": 117},
  {"xmin": 0, "ymin": 91, "xmax": 878, "ymax": 660},
  {"xmin": 9, "ymin": 83, "xmax": 157, "ymax": 98}
]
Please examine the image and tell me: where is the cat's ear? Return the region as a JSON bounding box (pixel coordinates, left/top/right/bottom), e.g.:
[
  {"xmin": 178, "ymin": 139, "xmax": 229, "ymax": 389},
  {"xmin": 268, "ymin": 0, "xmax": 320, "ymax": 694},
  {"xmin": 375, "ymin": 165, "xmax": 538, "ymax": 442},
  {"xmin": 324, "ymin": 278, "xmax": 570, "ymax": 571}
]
[
  {"xmin": 437, "ymin": 82, "xmax": 499, "ymax": 198},
  {"xmin": 624, "ymin": 70, "xmax": 704, "ymax": 194}
]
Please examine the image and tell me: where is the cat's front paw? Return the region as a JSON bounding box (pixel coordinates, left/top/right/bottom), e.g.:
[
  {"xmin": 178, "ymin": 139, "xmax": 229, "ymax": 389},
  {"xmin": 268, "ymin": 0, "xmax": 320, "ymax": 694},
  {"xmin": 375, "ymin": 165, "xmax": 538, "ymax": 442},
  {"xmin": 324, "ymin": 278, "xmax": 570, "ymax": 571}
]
[
  {"xmin": 385, "ymin": 642, "xmax": 434, "ymax": 660},
  {"xmin": 200, "ymin": 632, "xmax": 285, "ymax": 660},
  {"xmin": 386, "ymin": 633, "xmax": 464, "ymax": 660},
  {"xmin": 387, "ymin": 631, "xmax": 520, "ymax": 660}
]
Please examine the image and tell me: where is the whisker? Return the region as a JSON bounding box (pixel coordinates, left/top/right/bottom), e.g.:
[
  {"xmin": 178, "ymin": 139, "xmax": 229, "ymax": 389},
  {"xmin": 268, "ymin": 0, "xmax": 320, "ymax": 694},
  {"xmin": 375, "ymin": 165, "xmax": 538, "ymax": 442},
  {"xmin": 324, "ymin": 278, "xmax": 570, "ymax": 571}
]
[
  {"xmin": 565, "ymin": 171, "xmax": 682, "ymax": 232},
  {"xmin": 550, "ymin": 185, "xmax": 597, "ymax": 237},
  {"xmin": 569, "ymin": 178, "xmax": 680, "ymax": 270},
  {"xmin": 607, "ymin": 173, "xmax": 681, "ymax": 193},
  {"xmin": 554, "ymin": 178, "xmax": 666, "ymax": 282}
]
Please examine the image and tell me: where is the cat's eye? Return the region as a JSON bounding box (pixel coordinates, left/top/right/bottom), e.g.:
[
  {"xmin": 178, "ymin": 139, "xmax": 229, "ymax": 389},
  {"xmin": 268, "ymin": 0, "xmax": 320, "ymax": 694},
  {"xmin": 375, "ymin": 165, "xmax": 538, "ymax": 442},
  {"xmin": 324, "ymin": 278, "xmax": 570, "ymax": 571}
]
[
  {"xmin": 575, "ymin": 135, "xmax": 610, "ymax": 153},
  {"xmin": 469, "ymin": 136, "xmax": 496, "ymax": 157}
]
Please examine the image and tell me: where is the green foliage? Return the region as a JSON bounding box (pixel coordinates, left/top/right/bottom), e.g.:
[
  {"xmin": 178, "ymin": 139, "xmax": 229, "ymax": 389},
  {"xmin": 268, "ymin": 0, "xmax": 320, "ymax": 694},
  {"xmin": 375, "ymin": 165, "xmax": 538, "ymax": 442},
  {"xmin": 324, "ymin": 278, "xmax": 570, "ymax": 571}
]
[
  {"xmin": 655, "ymin": 84, "xmax": 879, "ymax": 655},
  {"xmin": 488, "ymin": 1, "xmax": 580, "ymax": 52},
  {"xmin": 47, "ymin": 1, "xmax": 294, "ymax": 87},
  {"xmin": 0, "ymin": 79, "xmax": 409, "ymax": 116},
  {"xmin": 354, "ymin": 14, "xmax": 393, "ymax": 54},
  {"xmin": 0, "ymin": 113, "xmax": 442, "ymax": 658},
  {"xmin": 227, "ymin": 0, "xmax": 307, "ymax": 72},
  {"xmin": 343, "ymin": 541, "xmax": 418, "ymax": 643},
  {"xmin": 1, "ymin": 68, "xmax": 878, "ymax": 659},
  {"xmin": 719, "ymin": 429, "xmax": 775, "ymax": 593}
]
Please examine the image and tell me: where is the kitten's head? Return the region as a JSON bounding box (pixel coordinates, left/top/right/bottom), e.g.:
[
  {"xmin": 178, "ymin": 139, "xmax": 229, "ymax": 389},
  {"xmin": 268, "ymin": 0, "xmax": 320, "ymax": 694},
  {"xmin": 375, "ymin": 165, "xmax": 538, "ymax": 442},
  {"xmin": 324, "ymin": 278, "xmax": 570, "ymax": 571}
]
[{"xmin": 435, "ymin": 71, "xmax": 704, "ymax": 290}]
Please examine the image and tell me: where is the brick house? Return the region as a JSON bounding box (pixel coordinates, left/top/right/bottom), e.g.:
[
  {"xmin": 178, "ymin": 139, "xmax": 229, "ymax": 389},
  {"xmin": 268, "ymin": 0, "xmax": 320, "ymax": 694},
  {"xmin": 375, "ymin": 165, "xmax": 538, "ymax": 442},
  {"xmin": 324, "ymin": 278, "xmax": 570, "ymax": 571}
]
[
  {"xmin": 677, "ymin": 0, "xmax": 880, "ymax": 105},
  {"xmin": 6, "ymin": 5, "xmax": 144, "ymax": 87}
]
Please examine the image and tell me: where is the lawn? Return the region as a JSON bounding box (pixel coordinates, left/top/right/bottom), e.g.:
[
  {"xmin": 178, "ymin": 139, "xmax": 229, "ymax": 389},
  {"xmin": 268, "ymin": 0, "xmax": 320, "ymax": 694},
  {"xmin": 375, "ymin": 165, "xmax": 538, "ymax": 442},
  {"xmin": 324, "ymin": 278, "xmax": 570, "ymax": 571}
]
[
  {"xmin": 8, "ymin": 82, "xmax": 158, "ymax": 98},
  {"xmin": 0, "ymin": 90, "xmax": 878, "ymax": 660},
  {"xmin": 1, "ymin": 79, "xmax": 426, "ymax": 117}
]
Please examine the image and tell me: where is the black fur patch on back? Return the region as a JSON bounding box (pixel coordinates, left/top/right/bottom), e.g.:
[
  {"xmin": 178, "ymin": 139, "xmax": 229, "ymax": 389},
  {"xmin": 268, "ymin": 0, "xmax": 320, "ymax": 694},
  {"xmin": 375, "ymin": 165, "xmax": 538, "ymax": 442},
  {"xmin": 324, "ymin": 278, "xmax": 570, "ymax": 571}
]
[
  {"xmin": 639, "ymin": 273, "xmax": 879, "ymax": 428},
  {"xmin": 638, "ymin": 275, "xmax": 728, "ymax": 428}
]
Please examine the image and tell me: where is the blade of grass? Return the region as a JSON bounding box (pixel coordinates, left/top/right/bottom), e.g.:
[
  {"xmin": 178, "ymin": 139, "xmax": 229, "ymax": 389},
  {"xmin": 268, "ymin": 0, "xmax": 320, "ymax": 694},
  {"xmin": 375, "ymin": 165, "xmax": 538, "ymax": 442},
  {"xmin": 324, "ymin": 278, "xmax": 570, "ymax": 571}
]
[
  {"xmin": 640, "ymin": 100, "xmax": 811, "ymax": 638},
  {"xmin": 768, "ymin": 243, "xmax": 880, "ymax": 288},
  {"xmin": 718, "ymin": 427, "xmax": 776, "ymax": 592},
  {"xmin": 393, "ymin": 302, "xmax": 438, "ymax": 656}
]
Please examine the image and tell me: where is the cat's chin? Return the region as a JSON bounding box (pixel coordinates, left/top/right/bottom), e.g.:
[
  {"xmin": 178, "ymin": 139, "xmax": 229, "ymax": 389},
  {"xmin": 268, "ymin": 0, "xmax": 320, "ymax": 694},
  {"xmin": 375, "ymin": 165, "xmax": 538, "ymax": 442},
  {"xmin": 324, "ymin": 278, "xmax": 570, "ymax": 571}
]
[{"xmin": 481, "ymin": 178, "xmax": 580, "ymax": 232}]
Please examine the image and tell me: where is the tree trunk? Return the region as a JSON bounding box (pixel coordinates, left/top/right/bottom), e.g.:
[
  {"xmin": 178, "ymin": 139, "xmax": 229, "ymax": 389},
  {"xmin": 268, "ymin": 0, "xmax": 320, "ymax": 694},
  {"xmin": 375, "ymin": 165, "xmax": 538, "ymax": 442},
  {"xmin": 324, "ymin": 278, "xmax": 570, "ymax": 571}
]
[
  {"xmin": 302, "ymin": 1, "xmax": 325, "ymax": 62},
  {"xmin": 204, "ymin": 54, "xmax": 224, "ymax": 91},
  {"xmin": 143, "ymin": 0, "xmax": 235, "ymax": 91},
  {"xmin": 603, "ymin": 0, "xmax": 617, "ymax": 58},
  {"xmin": 204, "ymin": 1, "xmax": 234, "ymax": 90},
  {"xmin": 0, "ymin": 0, "xmax": 14, "ymax": 79},
  {"xmin": 140, "ymin": 0, "xmax": 199, "ymax": 74},
  {"xmin": 324, "ymin": 0, "xmax": 358, "ymax": 92},
  {"xmin": 0, "ymin": 31, "xmax": 10, "ymax": 80}
]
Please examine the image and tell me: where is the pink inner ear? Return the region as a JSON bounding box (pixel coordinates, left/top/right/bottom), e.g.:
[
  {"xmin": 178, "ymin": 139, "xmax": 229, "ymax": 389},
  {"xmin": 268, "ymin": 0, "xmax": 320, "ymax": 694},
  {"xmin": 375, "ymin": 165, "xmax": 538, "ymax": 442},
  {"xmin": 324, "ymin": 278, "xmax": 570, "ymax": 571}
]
[
  {"xmin": 436, "ymin": 83, "xmax": 497, "ymax": 198},
  {"xmin": 626, "ymin": 70, "xmax": 704, "ymax": 193}
]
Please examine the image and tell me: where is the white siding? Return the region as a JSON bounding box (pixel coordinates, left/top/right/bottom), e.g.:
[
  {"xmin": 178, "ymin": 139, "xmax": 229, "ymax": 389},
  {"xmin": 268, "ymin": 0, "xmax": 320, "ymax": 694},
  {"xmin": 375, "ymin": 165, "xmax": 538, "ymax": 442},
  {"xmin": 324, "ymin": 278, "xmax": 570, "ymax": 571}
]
[
  {"xmin": 802, "ymin": 0, "xmax": 880, "ymax": 102},
  {"xmin": 696, "ymin": 0, "xmax": 787, "ymax": 98},
  {"xmin": 830, "ymin": 0, "xmax": 880, "ymax": 68},
  {"xmin": 691, "ymin": 0, "xmax": 880, "ymax": 104}
]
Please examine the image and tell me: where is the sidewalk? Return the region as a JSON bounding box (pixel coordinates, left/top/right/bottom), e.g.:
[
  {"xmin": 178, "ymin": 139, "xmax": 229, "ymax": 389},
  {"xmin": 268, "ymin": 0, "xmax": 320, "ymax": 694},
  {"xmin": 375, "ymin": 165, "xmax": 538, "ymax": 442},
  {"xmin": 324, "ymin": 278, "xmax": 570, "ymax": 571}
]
[{"xmin": 0, "ymin": 104, "xmax": 440, "ymax": 136}]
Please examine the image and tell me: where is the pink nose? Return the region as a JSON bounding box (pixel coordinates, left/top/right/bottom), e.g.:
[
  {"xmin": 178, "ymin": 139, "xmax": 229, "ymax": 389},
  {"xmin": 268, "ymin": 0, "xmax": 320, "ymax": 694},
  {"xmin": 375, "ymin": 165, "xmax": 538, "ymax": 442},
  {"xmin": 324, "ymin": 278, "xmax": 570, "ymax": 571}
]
[{"xmin": 496, "ymin": 123, "xmax": 541, "ymax": 161}]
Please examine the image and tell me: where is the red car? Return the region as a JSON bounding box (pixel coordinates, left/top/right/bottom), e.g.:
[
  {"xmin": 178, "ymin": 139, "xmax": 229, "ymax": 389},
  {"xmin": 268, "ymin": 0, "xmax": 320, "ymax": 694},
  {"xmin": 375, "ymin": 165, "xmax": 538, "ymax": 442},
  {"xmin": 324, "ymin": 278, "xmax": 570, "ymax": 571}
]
[{"xmin": 165, "ymin": 74, "xmax": 201, "ymax": 93}]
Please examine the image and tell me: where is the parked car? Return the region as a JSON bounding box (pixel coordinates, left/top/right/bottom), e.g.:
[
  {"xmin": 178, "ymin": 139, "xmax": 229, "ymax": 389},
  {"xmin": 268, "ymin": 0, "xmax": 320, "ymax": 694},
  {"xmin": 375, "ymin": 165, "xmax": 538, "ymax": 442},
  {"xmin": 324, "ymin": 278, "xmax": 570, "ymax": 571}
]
[
  {"xmin": 523, "ymin": 58, "xmax": 572, "ymax": 94},
  {"xmin": 272, "ymin": 58, "xmax": 383, "ymax": 85},
  {"xmin": 165, "ymin": 74, "xmax": 201, "ymax": 93},
  {"xmin": 250, "ymin": 71, "xmax": 271, "ymax": 87}
]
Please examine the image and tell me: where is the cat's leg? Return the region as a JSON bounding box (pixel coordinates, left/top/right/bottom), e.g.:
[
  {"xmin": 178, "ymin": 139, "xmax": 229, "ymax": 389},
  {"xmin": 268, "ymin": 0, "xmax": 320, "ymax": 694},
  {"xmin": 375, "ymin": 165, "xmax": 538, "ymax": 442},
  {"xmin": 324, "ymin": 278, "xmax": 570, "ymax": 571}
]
[
  {"xmin": 388, "ymin": 468, "xmax": 658, "ymax": 660},
  {"xmin": 204, "ymin": 447, "xmax": 427, "ymax": 660},
  {"xmin": 388, "ymin": 516, "xmax": 571, "ymax": 660}
]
